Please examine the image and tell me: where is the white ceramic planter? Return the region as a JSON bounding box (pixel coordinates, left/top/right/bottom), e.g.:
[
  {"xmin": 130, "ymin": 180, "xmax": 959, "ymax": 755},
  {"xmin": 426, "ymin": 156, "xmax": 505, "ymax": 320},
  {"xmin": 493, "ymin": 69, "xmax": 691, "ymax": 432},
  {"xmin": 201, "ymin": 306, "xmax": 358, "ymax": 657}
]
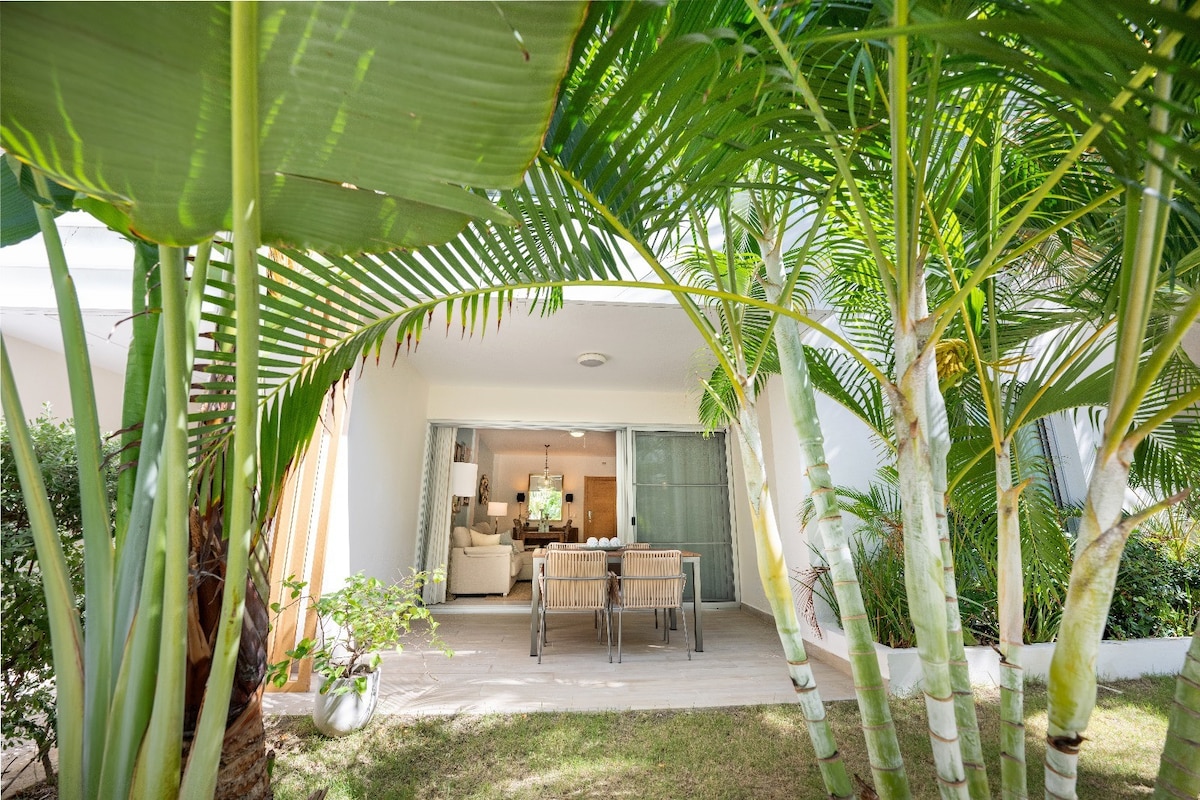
[{"xmin": 313, "ymin": 668, "xmax": 382, "ymax": 737}]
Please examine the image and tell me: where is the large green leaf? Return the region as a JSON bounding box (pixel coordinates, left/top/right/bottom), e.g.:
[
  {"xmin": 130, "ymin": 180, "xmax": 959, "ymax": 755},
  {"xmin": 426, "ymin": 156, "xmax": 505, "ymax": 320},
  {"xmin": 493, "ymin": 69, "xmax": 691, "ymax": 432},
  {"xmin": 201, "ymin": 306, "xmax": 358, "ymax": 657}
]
[{"xmin": 0, "ymin": 1, "xmax": 586, "ymax": 252}]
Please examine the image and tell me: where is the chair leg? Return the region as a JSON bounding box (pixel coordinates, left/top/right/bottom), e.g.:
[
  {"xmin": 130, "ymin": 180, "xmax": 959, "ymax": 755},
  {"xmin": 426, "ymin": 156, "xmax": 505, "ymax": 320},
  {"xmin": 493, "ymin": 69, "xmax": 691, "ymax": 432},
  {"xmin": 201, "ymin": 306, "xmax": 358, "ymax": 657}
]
[
  {"xmin": 617, "ymin": 607, "xmax": 624, "ymax": 664},
  {"xmin": 606, "ymin": 608, "xmax": 613, "ymax": 663},
  {"xmin": 680, "ymin": 604, "xmax": 691, "ymax": 660},
  {"xmin": 537, "ymin": 608, "xmax": 545, "ymax": 664}
]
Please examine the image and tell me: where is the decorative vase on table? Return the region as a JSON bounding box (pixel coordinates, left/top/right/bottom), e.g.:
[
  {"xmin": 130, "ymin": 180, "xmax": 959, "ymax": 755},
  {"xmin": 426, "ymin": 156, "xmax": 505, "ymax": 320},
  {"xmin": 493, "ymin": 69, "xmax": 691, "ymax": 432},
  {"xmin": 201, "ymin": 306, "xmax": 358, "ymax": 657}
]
[
  {"xmin": 538, "ymin": 517, "xmax": 549, "ymax": 533},
  {"xmin": 313, "ymin": 668, "xmax": 382, "ymax": 737}
]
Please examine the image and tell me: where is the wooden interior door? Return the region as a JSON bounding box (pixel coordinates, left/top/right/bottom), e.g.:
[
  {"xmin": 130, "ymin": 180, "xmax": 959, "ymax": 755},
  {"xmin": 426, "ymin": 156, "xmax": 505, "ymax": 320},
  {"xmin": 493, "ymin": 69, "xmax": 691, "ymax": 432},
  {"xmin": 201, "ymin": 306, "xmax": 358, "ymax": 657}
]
[{"xmin": 583, "ymin": 476, "xmax": 617, "ymax": 539}]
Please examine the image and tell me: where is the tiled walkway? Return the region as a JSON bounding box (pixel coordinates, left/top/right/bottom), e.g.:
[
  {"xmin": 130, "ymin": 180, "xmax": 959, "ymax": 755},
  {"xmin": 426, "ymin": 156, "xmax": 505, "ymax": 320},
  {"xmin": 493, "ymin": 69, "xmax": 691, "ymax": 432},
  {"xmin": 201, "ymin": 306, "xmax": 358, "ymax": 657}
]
[{"xmin": 262, "ymin": 606, "xmax": 856, "ymax": 717}]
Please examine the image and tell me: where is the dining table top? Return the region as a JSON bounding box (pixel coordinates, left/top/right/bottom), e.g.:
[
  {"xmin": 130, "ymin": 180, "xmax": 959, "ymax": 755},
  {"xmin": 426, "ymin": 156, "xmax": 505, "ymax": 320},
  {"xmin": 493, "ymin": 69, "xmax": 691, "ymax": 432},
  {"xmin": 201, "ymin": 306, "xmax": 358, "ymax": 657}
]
[{"xmin": 531, "ymin": 546, "xmax": 701, "ymax": 558}]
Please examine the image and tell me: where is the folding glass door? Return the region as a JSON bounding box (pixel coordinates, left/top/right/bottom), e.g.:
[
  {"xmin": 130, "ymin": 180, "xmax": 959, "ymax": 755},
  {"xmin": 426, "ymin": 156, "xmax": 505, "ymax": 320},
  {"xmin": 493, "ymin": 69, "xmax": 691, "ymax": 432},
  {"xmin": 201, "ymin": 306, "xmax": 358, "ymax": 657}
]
[{"xmin": 632, "ymin": 431, "xmax": 735, "ymax": 602}]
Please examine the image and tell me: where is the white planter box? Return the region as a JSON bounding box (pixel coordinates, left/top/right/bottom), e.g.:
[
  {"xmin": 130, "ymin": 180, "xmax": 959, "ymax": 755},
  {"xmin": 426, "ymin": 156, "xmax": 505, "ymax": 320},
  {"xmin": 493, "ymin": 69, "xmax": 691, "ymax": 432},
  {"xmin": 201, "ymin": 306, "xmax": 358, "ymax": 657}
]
[{"xmin": 801, "ymin": 623, "xmax": 1192, "ymax": 697}]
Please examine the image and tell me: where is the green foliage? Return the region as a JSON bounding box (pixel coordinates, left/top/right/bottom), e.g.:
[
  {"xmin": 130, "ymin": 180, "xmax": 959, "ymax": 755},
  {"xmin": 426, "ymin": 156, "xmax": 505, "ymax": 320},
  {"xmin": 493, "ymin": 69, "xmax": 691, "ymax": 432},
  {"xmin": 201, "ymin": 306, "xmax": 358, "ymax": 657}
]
[
  {"xmin": 1105, "ymin": 536, "xmax": 1200, "ymax": 641},
  {"xmin": 0, "ymin": 411, "xmax": 116, "ymax": 771},
  {"xmin": 805, "ymin": 473, "xmax": 1198, "ymax": 648},
  {"xmin": 267, "ymin": 571, "xmax": 452, "ymax": 697}
]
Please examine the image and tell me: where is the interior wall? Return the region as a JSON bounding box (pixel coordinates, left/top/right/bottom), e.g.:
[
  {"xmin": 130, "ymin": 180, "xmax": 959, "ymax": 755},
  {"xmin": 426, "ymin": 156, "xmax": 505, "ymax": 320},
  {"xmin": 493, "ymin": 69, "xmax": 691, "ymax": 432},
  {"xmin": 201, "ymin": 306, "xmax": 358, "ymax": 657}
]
[
  {"xmin": 342, "ymin": 357, "xmax": 430, "ymax": 583},
  {"xmin": 490, "ymin": 451, "xmax": 617, "ymax": 527},
  {"xmin": 2, "ymin": 334, "xmax": 127, "ymax": 432},
  {"xmin": 470, "ymin": 434, "xmax": 495, "ymax": 525}
]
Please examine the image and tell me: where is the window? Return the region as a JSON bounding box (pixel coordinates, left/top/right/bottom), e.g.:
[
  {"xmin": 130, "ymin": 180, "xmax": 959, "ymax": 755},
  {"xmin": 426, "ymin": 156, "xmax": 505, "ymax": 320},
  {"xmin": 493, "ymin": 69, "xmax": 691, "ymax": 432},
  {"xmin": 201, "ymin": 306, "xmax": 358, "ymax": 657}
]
[{"xmin": 528, "ymin": 474, "xmax": 563, "ymax": 520}]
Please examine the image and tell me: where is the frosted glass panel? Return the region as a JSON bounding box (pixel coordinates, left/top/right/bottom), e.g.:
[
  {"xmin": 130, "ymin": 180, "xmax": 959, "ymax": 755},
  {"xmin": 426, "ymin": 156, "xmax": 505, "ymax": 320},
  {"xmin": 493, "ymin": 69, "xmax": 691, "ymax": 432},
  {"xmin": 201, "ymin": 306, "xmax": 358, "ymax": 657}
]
[{"xmin": 634, "ymin": 431, "xmax": 734, "ymax": 602}]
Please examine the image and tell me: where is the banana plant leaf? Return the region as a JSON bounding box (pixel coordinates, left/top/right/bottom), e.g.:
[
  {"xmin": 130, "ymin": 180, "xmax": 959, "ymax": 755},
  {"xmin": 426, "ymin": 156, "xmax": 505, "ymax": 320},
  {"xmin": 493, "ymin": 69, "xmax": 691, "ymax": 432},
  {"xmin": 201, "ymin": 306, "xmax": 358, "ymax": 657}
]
[{"xmin": 0, "ymin": 1, "xmax": 587, "ymax": 253}]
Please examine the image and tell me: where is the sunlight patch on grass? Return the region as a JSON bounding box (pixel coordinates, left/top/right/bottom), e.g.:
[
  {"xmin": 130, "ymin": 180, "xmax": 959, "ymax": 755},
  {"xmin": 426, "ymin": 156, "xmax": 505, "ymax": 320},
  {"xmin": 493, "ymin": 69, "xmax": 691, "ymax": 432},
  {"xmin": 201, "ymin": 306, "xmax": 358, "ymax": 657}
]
[{"xmin": 268, "ymin": 677, "xmax": 1176, "ymax": 800}]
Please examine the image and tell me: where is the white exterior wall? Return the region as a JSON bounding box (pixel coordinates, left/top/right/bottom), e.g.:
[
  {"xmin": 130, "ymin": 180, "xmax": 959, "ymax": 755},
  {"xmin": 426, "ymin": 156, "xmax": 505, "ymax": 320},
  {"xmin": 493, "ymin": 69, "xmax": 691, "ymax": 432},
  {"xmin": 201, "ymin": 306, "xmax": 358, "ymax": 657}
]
[
  {"xmin": 2, "ymin": 334, "xmax": 127, "ymax": 431},
  {"xmin": 737, "ymin": 371, "xmax": 883, "ymax": 624},
  {"xmin": 333, "ymin": 357, "xmax": 431, "ymax": 588},
  {"xmin": 336, "ymin": 371, "xmax": 764, "ymax": 596},
  {"xmin": 427, "ymin": 384, "xmax": 701, "ymax": 426}
]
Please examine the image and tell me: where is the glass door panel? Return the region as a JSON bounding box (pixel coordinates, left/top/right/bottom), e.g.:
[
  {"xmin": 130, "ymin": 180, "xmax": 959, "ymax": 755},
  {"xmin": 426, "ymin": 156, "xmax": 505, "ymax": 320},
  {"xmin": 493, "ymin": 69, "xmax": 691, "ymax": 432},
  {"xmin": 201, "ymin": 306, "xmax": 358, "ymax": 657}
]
[{"xmin": 633, "ymin": 431, "xmax": 734, "ymax": 602}]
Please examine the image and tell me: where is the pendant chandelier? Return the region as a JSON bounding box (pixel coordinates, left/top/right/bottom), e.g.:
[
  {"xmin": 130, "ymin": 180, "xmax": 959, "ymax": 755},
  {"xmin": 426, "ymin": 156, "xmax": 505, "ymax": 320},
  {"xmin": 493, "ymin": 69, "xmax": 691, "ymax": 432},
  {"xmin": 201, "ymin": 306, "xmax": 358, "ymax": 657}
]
[{"xmin": 540, "ymin": 444, "xmax": 553, "ymax": 490}]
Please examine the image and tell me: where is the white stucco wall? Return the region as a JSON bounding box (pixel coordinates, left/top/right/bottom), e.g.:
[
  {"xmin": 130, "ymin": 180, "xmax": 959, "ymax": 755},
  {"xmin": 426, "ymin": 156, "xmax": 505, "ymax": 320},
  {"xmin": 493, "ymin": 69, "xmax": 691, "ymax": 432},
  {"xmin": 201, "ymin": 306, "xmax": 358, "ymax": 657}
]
[
  {"xmin": 2, "ymin": 333, "xmax": 127, "ymax": 432},
  {"xmin": 427, "ymin": 384, "xmax": 702, "ymax": 426},
  {"xmin": 339, "ymin": 357, "xmax": 431, "ymax": 585},
  {"xmin": 734, "ymin": 374, "xmax": 884, "ymax": 623}
]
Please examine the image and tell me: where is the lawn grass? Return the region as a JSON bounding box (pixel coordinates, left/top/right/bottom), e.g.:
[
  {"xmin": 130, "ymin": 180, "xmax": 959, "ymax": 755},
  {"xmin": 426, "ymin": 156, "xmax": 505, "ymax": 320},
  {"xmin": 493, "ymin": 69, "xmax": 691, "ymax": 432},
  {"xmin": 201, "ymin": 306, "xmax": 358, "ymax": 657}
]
[{"xmin": 267, "ymin": 676, "xmax": 1177, "ymax": 799}]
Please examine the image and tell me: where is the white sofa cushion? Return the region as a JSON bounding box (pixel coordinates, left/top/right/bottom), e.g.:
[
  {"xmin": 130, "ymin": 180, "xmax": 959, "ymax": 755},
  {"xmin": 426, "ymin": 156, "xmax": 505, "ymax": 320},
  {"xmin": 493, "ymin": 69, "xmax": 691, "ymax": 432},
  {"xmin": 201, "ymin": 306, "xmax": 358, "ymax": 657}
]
[
  {"xmin": 461, "ymin": 544, "xmax": 510, "ymax": 556},
  {"xmin": 470, "ymin": 531, "xmax": 502, "ymax": 547},
  {"xmin": 450, "ymin": 526, "xmax": 473, "ymax": 549}
]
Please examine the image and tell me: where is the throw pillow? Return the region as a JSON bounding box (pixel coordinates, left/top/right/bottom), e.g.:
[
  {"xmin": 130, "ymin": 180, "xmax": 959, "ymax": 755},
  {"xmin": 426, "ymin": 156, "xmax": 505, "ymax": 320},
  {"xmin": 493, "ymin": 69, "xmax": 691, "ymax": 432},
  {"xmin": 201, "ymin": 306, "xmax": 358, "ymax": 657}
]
[
  {"xmin": 451, "ymin": 526, "xmax": 473, "ymax": 549},
  {"xmin": 471, "ymin": 521, "xmax": 494, "ymax": 536},
  {"xmin": 470, "ymin": 531, "xmax": 502, "ymax": 547}
]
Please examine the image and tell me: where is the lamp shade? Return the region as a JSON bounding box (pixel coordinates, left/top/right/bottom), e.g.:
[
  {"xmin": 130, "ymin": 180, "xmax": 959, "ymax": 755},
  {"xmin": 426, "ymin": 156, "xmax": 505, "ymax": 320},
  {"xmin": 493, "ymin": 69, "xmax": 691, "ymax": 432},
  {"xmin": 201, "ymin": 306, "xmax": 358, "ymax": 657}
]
[
  {"xmin": 516, "ymin": 492, "xmax": 526, "ymax": 503},
  {"xmin": 449, "ymin": 462, "xmax": 478, "ymax": 497},
  {"xmin": 564, "ymin": 493, "xmax": 574, "ymax": 503},
  {"xmin": 487, "ymin": 501, "xmax": 508, "ymax": 517}
]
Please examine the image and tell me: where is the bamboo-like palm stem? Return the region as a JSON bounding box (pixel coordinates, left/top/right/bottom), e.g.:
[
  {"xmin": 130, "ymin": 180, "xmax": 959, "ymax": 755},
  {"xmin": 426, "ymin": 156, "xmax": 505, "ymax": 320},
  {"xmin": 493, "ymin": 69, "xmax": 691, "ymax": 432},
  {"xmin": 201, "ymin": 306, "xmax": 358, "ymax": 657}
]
[
  {"xmin": 997, "ymin": 443, "xmax": 1028, "ymax": 800},
  {"xmin": 1153, "ymin": 617, "xmax": 1200, "ymax": 799},
  {"xmin": 922, "ymin": 362, "xmax": 988, "ymax": 800},
  {"xmin": 734, "ymin": 404, "xmax": 854, "ymax": 800},
  {"xmin": 893, "ymin": 320, "xmax": 969, "ymax": 800},
  {"xmin": 760, "ymin": 223, "xmax": 910, "ymax": 799},
  {"xmin": 1044, "ymin": 25, "xmax": 1181, "ymax": 796},
  {"xmin": 180, "ymin": 4, "xmax": 261, "ymax": 795}
]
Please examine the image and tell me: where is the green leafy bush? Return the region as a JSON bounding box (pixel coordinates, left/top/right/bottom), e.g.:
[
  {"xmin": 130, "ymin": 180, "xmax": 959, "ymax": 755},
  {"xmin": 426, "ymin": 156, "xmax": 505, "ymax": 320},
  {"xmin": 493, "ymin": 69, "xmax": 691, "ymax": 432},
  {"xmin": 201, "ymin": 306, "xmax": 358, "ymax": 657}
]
[
  {"xmin": 1105, "ymin": 535, "xmax": 1200, "ymax": 640},
  {"xmin": 0, "ymin": 411, "xmax": 116, "ymax": 778},
  {"xmin": 267, "ymin": 570, "xmax": 452, "ymax": 697},
  {"xmin": 800, "ymin": 473, "xmax": 1195, "ymax": 649}
]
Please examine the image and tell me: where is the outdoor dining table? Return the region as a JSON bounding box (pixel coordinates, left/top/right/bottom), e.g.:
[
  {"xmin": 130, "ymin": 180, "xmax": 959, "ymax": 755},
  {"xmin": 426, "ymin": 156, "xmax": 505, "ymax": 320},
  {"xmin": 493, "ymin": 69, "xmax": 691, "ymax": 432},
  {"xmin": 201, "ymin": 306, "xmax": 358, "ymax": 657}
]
[{"xmin": 528, "ymin": 546, "xmax": 704, "ymax": 656}]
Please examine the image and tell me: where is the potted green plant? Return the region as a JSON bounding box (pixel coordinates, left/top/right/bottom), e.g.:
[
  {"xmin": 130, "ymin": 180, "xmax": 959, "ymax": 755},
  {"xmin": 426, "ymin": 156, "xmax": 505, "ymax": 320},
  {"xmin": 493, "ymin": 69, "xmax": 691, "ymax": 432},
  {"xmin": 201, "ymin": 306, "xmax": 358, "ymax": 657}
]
[{"xmin": 267, "ymin": 570, "xmax": 451, "ymax": 736}]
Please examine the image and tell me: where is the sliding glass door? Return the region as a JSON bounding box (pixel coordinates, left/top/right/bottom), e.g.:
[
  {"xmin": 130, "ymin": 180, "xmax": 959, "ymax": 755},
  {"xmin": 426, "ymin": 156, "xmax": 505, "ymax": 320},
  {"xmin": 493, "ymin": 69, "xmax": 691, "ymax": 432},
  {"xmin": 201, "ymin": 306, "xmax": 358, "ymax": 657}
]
[{"xmin": 632, "ymin": 431, "xmax": 735, "ymax": 602}]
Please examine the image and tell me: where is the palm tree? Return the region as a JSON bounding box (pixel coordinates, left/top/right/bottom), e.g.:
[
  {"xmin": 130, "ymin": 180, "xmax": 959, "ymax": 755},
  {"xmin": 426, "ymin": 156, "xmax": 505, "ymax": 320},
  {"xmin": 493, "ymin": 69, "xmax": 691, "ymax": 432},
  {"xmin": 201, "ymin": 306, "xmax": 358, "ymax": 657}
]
[{"xmin": 0, "ymin": 4, "xmax": 588, "ymax": 797}]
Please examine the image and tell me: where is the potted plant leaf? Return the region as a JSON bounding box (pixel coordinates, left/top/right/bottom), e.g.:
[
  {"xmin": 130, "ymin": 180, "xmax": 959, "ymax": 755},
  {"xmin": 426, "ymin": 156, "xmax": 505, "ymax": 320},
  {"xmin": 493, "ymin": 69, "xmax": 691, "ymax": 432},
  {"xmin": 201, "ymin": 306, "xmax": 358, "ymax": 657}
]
[{"xmin": 267, "ymin": 569, "xmax": 452, "ymax": 736}]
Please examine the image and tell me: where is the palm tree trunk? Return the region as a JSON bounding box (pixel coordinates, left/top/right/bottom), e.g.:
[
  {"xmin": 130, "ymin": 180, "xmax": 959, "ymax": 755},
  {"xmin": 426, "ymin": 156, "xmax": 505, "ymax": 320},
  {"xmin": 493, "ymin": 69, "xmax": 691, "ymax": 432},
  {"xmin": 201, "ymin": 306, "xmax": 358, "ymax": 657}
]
[
  {"xmin": 1044, "ymin": 447, "xmax": 1136, "ymax": 800},
  {"xmin": 891, "ymin": 316, "xmax": 969, "ymax": 800},
  {"xmin": 1153, "ymin": 617, "xmax": 1200, "ymax": 799},
  {"xmin": 926, "ymin": 373, "xmax": 989, "ymax": 800},
  {"xmin": 765, "ymin": 268, "xmax": 910, "ymax": 799},
  {"xmin": 996, "ymin": 443, "xmax": 1028, "ymax": 800},
  {"xmin": 734, "ymin": 402, "xmax": 854, "ymax": 800}
]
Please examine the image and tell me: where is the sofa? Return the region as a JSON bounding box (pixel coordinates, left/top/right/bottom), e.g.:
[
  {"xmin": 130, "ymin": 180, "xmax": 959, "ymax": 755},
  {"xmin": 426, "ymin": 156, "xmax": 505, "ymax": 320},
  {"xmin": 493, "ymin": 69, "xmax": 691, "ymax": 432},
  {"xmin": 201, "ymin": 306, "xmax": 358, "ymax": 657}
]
[{"xmin": 448, "ymin": 522, "xmax": 521, "ymax": 596}]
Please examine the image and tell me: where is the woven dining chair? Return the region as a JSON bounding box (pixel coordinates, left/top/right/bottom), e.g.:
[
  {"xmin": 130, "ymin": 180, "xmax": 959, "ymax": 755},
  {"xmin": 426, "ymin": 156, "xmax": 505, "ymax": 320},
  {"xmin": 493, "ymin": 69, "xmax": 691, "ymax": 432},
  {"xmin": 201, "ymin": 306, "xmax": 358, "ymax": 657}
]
[
  {"xmin": 612, "ymin": 549, "xmax": 690, "ymax": 663},
  {"xmin": 538, "ymin": 549, "xmax": 612, "ymax": 663}
]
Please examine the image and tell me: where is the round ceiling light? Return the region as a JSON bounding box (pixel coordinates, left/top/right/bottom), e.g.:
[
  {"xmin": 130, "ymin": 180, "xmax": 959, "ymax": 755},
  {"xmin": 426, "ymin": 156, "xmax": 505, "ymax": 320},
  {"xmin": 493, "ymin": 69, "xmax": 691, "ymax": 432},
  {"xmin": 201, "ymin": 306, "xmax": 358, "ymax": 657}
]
[
  {"xmin": 577, "ymin": 352, "xmax": 608, "ymax": 367},
  {"xmin": 569, "ymin": 430, "xmax": 586, "ymax": 438}
]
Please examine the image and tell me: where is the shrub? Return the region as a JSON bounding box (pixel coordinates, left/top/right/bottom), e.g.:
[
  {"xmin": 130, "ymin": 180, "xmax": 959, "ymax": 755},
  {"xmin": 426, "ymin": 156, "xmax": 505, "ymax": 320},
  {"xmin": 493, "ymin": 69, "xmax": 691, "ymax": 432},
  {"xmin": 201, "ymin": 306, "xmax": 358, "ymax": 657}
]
[
  {"xmin": 1105, "ymin": 535, "xmax": 1200, "ymax": 640},
  {"xmin": 0, "ymin": 411, "xmax": 116, "ymax": 780}
]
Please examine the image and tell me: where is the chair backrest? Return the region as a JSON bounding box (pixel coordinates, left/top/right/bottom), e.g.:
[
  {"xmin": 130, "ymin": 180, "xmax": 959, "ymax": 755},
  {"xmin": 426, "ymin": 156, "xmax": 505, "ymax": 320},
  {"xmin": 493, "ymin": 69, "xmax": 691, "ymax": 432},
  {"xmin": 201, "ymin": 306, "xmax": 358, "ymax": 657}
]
[
  {"xmin": 623, "ymin": 542, "xmax": 650, "ymax": 550},
  {"xmin": 619, "ymin": 549, "xmax": 683, "ymax": 610},
  {"xmin": 543, "ymin": 549, "xmax": 609, "ymax": 611},
  {"xmin": 546, "ymin": 542, "xmax": 585, "ymax": 550}
]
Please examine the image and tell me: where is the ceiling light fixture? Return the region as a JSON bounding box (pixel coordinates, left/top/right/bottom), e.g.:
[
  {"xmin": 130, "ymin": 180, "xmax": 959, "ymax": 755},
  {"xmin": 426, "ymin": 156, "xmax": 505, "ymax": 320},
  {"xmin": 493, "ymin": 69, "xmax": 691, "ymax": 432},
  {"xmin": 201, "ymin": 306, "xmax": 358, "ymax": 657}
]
[
  {"xmin": 577, "ymin": 352, "xmax": 607, "ymax": 367},
  {"xmin": 569, "ymin": 430, "xmax": 585, "ymax": 438},
  {"xmin": 539, "ymin": 444, "xmax": 553, "ymax": 490}
]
